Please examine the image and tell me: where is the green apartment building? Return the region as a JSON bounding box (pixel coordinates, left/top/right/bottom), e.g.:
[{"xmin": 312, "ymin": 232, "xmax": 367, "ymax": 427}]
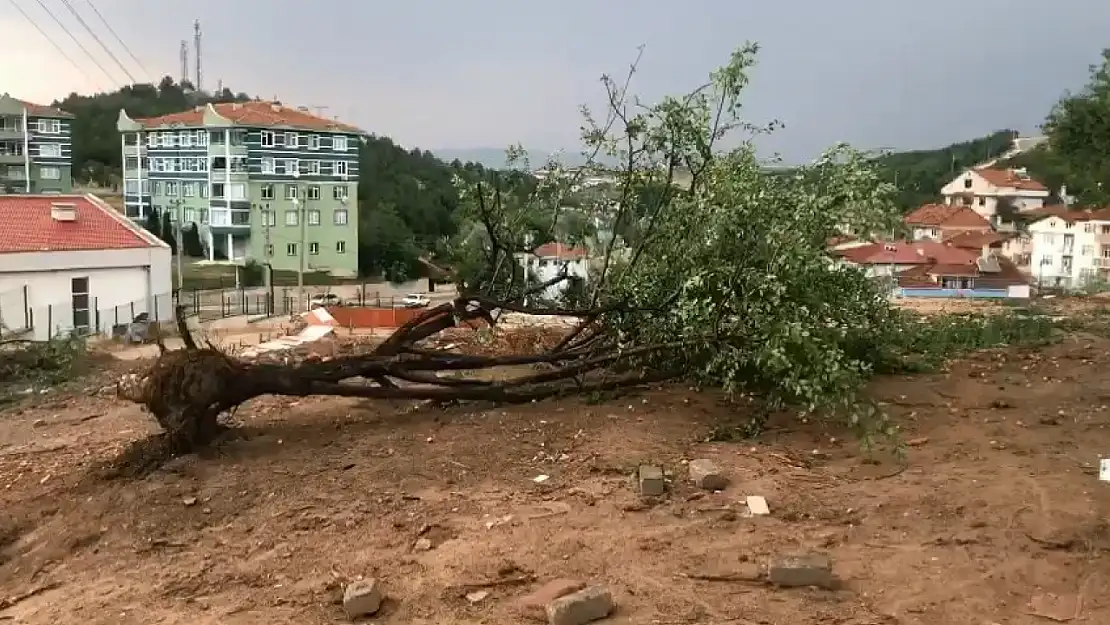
[
  {"xmin": 0, "ymin": 94, "xmax": 75, "ymax": 194},
  {"xmin": 117, "ymin": 101, "xmax": 363, "ymax": 276}
]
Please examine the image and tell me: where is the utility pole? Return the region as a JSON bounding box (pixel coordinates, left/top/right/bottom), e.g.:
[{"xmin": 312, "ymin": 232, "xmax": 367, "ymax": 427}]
[
  {"xmin": 262, "ymin": 202, "xmax": 273, "ymax": 314},
  {"xmin": 171, "ymin": 198, "xmax": 184, "ymax": 292}
]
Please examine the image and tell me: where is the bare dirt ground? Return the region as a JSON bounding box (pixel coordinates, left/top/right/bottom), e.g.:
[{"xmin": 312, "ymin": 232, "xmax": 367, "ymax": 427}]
[{"xmin": 3, "ymin": 333, "xmax": 1110, "ymax": 624}]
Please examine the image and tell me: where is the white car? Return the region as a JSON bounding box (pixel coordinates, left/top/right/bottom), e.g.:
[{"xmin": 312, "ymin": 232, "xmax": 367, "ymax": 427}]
[
  {"xmin": 308, "ymin": 293, "xmax": 343, "ymax": 308},
  {"xmin": 399, "ymin": 293, "xmax": 431, "ymax": 308}
]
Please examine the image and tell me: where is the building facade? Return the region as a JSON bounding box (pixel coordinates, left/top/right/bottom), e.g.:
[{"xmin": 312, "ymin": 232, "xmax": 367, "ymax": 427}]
[
  {"xmin": 0, "ymin": 194, "xmax": 171, "ymax": 341},
  {"xmin": 939, "ymin": 167, "xmax": 1049, "ymax": 221},
  {"xmin": 116, "ymin": 101, "xmax": 362, "ymax": 276},
  {"xmin": 0, "ymin": 94, "xmax": 74, "ymax": 194},
  {"xmin": 1027, "ymin": 210, "xmax": 1110, "ymax": 289}
]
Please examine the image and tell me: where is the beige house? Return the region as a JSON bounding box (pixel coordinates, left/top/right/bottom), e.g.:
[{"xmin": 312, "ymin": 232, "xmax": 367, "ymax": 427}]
[{"xmin": 940, "ymin": 167, "xmax": 1049, "ymax": 220}]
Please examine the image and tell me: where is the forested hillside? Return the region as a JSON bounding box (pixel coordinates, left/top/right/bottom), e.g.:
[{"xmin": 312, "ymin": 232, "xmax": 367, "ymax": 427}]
[{"xmin": 874, "ymin": 130, "xmax": 1019, "ymax": 210}]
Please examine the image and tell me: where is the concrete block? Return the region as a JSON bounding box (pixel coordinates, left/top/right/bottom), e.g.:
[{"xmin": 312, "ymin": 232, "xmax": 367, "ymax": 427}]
[
  {"xmin": 746, "ymin": 495, "xmax": 770, "ymax": 515},
  {"xmin": 545, "ymin": 585, "xmax": 615, "ymax": 625},
  {"xmin": 637, "ymin": 465, "xmax": 665, "ymax": 496},
  {"xmin": 768, "ymin": 553, "xmax": 834, "ymax": 589},
  {"xmin": 515, "ymin": 578, "xmax": 586, "ymax": 618}
]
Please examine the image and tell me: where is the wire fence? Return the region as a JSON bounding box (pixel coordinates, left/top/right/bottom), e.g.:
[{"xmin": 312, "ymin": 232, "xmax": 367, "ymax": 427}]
[{"xmin": 175, "ymin": 286, "xmax": 417, "ymax": 321}]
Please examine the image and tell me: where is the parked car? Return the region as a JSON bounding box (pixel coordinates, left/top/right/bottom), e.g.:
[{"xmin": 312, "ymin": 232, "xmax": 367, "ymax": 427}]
[
  {"xmin": 308, "ymin": 293, "xmax": 344, "ymax": 309},
  {"xmin": 400, "ymin": 293, "xmax": 431, "ymax": 308}
]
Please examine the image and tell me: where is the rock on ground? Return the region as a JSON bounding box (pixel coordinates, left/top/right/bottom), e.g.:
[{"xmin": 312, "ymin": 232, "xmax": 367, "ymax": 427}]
[
  {"xmin": 637, "ymin": 464, "xmax": 665, "ymax": 496},
  {"xmin": 343, "ymin": 578, "xmax": 384, "ymax": 617},
  {"xmin": 688, "ymin": 459, "xmax": 728, "ymax": 490},
  {"xmin": 515, "ymin": 578, "xmax": 586, "ymax": 619},
  {"xmin": 545, "ymin": 585, "xmax": 615, "ymax": 625}
]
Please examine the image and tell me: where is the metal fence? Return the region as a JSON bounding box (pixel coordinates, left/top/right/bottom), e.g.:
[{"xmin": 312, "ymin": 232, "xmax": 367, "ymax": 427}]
[
  {"xmin": 3, "ymin": 291, "xmax": 177, "ymax": 342},
  {"xmin": 175, "ymin": 286, "xmax": 412, "ymax": 321}
]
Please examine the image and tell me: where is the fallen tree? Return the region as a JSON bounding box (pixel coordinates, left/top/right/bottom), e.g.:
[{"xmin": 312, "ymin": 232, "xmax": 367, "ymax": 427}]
[{"xmin": 117, "ymin": 43, "xmax": 913, "ymax": 457}]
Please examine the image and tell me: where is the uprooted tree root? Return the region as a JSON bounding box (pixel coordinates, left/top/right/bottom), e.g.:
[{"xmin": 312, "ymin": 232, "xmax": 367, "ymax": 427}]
[{"xmin": 113, "ymin": 300, "xmax": 689, "ymax": 475}]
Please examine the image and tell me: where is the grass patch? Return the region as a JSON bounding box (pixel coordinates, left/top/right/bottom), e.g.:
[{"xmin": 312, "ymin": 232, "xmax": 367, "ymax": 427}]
[
  {"xmin": 880, "ymin": 310, "xmax": 1058, "ymax": 373},
  {"xmin": 0, "ymin": 336, "xmax": 89, "ymax": 406}
]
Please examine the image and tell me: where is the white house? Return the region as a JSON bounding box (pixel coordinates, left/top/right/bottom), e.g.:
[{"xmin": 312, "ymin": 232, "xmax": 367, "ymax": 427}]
[
  {"xmin": 1027, "ymin": 209, "xmax": 1110, "ymax": 289},
  {"xmin": 517, "ymin": 242, "xmax": 589, "ymax": 302},
  {"xmin": 940, "ymin": 167, "xmax": 1050, "ymax": 220},
  {"xmin": 0, "ymin": 194, "xmax": 172, "ymax": 340}
]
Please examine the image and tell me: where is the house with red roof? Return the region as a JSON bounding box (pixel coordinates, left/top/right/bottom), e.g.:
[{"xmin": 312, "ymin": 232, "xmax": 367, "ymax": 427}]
[
  {"xmin": 0, "ymin": 194, "xmax": 171, "ymax": 340},
  {"xmin": 904, "ymin": 203, "xmax": 993, "ymax": 241},
  {"xmin": 833, "ymin": 238, "xmax": 1028, "ymax": 291},
  {"xmin": 517, "ymin": 242, "xmax": 590, "ymax": 301},
  {"xmin": 940, "ymin": 167, "xmax": 1050, "ymax": 220}
]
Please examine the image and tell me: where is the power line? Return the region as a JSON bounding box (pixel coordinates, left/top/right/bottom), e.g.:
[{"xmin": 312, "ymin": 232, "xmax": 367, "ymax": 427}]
[
  {"xmin": 6, "ymin": 0, "xmax": 101, "ymax": 90},
  {"xmin": 31, "ymin": 0, "xmax": 119, "ymax": 86},
  {"xmin": 57, "ymin": 0, "xmax": 135, "ymax": 83},
  {"xmin": 82, "ymin": 0, "xmax": 151, "ymax": 81}
]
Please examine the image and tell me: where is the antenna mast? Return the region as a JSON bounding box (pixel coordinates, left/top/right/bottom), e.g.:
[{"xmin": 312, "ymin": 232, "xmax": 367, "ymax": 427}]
[
  {"xmin": 179, "ymin": 40, "xmax": 189, "ymax": 86},
  {"xmin": 193, "ymin": 20, "xmax": 203, "ymax": 91}
]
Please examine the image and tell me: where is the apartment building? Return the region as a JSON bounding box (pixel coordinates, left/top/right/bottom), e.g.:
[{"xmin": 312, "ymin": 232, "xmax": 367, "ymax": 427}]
[
  {"xmin": 939, "ymin": 167, "xmax": 1049, "ymax": 221},
  {"xmin": 0, "ymin": 94, "xmax": 74, "ymax": 194},
  {"xmin": 116, "ymin": 101, "xmax": 363, "ymax": 276},
  {"xmin": 1027, "ymin": 209, "xmax": 1110, "ymax": 289}
]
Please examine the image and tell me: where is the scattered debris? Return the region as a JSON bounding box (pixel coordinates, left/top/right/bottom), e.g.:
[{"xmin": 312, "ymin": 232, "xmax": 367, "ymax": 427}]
[
  {"xmin": 746, "ymin": 495, "xmax": 770, "ymax": 516},
  {"xmin": 533, "ymin": 474, "xmax": 551, "ymax": 484},
  {"xmin": 906, "ymin": 437, "xmax": 929, "ymax": 447},
  {"xmin": 768, "ymin": 553, "xmax": 835, "ymax": 589},
  {"xmin": 342, "ymin": 578, "xmax": 384, "ymax": 618},
  {"xmin": 0, "ymin": 581, "xmax": 62, "ymax": 611},
  {"xmin": 1028, "ymin": 592, "xmax": 1081, "ymax": 622},
  {"xmin": 688, "ymin": 459, "xmax": 728, "ymax": 491},
  {"xmin": 182, "ymin": 496, "xmax": 197, "ymax": 507},
  {"xmin": 637, "ymin": 465, "xmax": 665, "ymax": 496},
  {"xmin": 414, "ymin": 537, "xmax": 433, "ymax": 552},
  {"xmin": 545, "ymin": 585, "xmax": 615, "ymax": 625}
]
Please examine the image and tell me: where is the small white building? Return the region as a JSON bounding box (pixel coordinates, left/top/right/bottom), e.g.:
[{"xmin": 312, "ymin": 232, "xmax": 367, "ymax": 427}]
[
  {"xmin": 518, "ymin": 242, "xmax": 589, "ymax": 301},
  {"xmin": 1027, "ymin": 209, "xmax": 1110, "ymax": 289},
  {"xmin": 0, "ymin": 194, "xmax": 172, "ymax": 340},
  {"xmin": 940, "ymin": 167, "xmax": 1050, "ymax": 220}
]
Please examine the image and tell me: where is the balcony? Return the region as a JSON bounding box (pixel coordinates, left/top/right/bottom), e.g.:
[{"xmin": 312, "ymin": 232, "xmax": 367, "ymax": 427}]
[{"xmin": 209, "ymin": 208, "xmax": 250, "ymax": 229}]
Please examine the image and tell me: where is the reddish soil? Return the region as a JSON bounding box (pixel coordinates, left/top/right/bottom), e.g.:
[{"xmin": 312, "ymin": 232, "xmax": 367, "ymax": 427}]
[{"xmin": 2, "ymin": 334, "xmax": 1110, "ymax": 624}]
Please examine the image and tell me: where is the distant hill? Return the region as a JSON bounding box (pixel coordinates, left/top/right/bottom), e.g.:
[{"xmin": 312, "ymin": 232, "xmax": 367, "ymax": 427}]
[{"xmin": 433, "ymin": 147, "xmax": 615, "ymax": 170}]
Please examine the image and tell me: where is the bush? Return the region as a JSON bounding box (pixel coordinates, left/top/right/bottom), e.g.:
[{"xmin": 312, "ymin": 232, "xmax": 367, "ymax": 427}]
[{"xmin": 0, "ymin": 336, "xmax": 87, "ymax": 404}]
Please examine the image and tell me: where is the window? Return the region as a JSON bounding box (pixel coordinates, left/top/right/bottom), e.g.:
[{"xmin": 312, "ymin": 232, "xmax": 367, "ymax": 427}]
[
  {"xmin": 333, "ymin": 209, "xmax": 348, "ymax": 225},
  {"xmin": 286, "ymin": 132, "xmax": 298, "ymax": 147},
  {"xmin": 147, "ymin": 133, "xmax": 158, "ymax": 147},
  {"xmin": 152, "ymin": 181, "xmax": 162, "ymax": 196},
  {"xmin": 1065, "ymin": 221, "xmax": 1075, "ymax": 229},
  {"xmin": 124, "ymin": 179, "xmax": 139, "ymax": 195},
  {"xmin": 183, "ymin": 182, "xmax": 196, "ymax": 197},
  {"xmin": 178, "ymin": 131, "xmax": 192, "ymax": 147},
  {"xmin": 165, "ymin": 181, "xmax": 179, "ymax": 197},
  {"xmin": 334, "ymin": 161, "xmax": 349, "ymax": 176},
  {"xmin": 307, "ymin": 161, "xmax": 321, "ymax": 175},
  {"xmin": 261, "ymin": 157, "xmax": 275, "ymax": 174},
  {"xmin": 261, "ymin": 210, "xmax": 276, "ymax": 226},
  {"xmin": 336, "ymin": 240, "xmax": 346, "ymax": 254},
  {"xmin": 333, "ymin": 184, "xmax": 349, "ymax": 200},
  {"xmin": 38, "ymin": 143, "xmax": 61, "ymax": 158},
  {"xmin": 307, "ymin": 209, "xmax": 321, "ymax": 225},
  {"xmin": 963, "ymin": 177, "xmax": 972, "ymax": 189},
  {"xmin": 161, "ymin": 132, "xmax": 176, "ymax": 147},
  {"xmin": 229, "ymin": 183, "xmax": 247, "ymax": 200},
  {"xmin": 195, "ymin": 129, "xmax": 208, "ymax": 146},
  {"xmin": 39, "ymin": 166, "xmax": 60, "ymax": 180},
  {"xmin": 260, "ymin": 130, "xmax": 275, "ymax": 147},
  {"xmin": 286, "ymin": 243, "xmax": 297, "ymax": 256},
  {"xmin": 285, "ymin": 184, "xmax": 298, "ymax": 200},
  {"xmin": 1102, "ymin": 246, "xmax": 1110, "ymax": 259},
  {"xmin": 1040, "ymin": 233, "xmax": 1056, "ymax": 245},
  {"xmin": 309, "ymin": 135, "xmax": 320, "ymax": 150},
  {"xmin": 200, "ymin": 184, "xmax": 208, "ymax": 199},
  {"xmin": 1084, "ymin": 223, "xmax": 1095, "ymax": 233},
  {"xmin": 211, "ymin": 183, "xmax": 225, "ymax": 199},
  {"xmin": 1103, "ymin": 225, "xmax": 1110, "ymax": 235},
  {"xmin": 71, "ymin": 277, "xmax": 89, "ymax": 330},
  {"xmin": 261, "ymin": 183, "xmax": 275, "ymax": 200},
  {"xmin": 37, "ymin": 119, "xmax": 61, "ymax": 134},
  {"xmin": 333, "ymin": 136, "xmax": 348, "ymax": 151},
  {"xmin": 298, "ymin": 159, "xmax": 311, "ymax": 176},
  {"xmin": 977, "ymin": 196, "xmax": 986, "ymax": 206},
  {"xmin": 285, "ymin": 210, "xmax": 298, "ymax": 226},
  {"xmin": 1081, "ymin": 245, "xmax": 1094, "ymax": 256},
  {"xmin": 1041, "ymin": 255, "xmax": 1053, "ymax": 266},
  {"xmin": 266, "ymin": 244, "xmax": 274, "ymax": 256},
  {"xmin": 307, "ymin": 185, "xmax": 320, "ymax": 200},
  {"xmin": 309, "ymin": 242, "xmax": 319, "ymax": 255},
  {"xmin": 183, "ymin": 208, "xmax": 197, "ymax": 223}
]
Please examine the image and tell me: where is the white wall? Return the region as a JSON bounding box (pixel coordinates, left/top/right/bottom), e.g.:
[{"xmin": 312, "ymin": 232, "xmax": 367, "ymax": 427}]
[
  {"xmin": 520, "ymin": 255, "xmax": 589, "ymax": 301},
  {"xmin": 0, "ymin": 246, "xmax": 172, "ymax": 340},
  {"xmin": 939, "ymin": 171, "xmax": 1049, "ymax": 219}
]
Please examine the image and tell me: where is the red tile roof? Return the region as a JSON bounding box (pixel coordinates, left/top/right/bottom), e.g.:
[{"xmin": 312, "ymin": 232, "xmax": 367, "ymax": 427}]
[
  {"xmin": 944, "ymin": 230, "xmax": 1004, "ymax": 249},
  {"xmin": 11, "ymin": 97, "xmax": 73, "ymax": 118},
  {"xmin": 135, "ymin": 101, "xmax": 362, "ymax": 133},
  {"xmin": 904, "ymin": 203, "xmax": 991, "ymax": 228},
  {"xmin": 0, "ymin": 195, "xmax": 161, "ymax": 254},
  {"xmin": 895, "ymin": 256, "xmax": 1028, "ymax": 288},
  {"xmin": 973, "ymin": 167, "xmax": 1048, "ymax": 192},
  {"xmin": 835, "ymin": 240, "xmax": 977, "ymax": 266},
  {"xmin": 532, "ymin": 242, "xmax": 589, "ymax": 260}
]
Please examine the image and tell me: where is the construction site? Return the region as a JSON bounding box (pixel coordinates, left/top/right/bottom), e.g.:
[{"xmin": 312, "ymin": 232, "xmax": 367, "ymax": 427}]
[{"xmin": 0, "ymin": 296, "xmax": 1108, "ymax": 625}]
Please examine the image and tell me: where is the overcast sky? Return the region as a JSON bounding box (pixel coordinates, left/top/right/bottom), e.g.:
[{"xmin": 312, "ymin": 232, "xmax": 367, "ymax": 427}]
[{"xmin": 1, "ymin": 0, "xmax": 1108, "ymax": 161}]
